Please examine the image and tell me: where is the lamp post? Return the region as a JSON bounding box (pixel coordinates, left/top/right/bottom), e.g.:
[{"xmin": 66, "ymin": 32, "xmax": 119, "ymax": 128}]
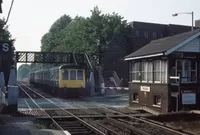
[{"xmin": 172, "ymin": 11, "xmax": 194, "ymax": 31}]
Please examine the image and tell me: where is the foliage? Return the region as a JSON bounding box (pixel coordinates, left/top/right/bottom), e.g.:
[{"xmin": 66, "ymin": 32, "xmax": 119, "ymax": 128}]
[
  {"xmin": 22, "ymin": 6, "xmax": 133, "ymax": 76},
  {"xmin": 41, "ymin": 15, "xmax": 72, "ymax": 52},
  {"xmin": 17, "ymin": 63, "xmax": 60, "ymax": 81},
  {"xmin": 0, "ymin": 19, "xmax": 15, "ymax": 85},
  {"xmin": 40, "ymin": 6, "xmax": 132, "ymax": 55},
  {"xmin": 0, "ymin": 19, "xmax": 15, "ymax": 66},
  {"xmin": 17, "ymin": 64, "xmax": 31, "ymax": 81}
]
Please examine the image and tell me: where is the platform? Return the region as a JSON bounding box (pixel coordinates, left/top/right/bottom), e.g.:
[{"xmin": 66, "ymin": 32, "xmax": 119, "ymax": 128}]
[{"xmin": 0, "ymin": 116, "xmax": 67, "ymax": 135}]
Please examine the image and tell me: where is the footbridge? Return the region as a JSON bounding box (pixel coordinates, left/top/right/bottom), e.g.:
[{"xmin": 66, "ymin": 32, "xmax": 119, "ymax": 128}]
[{"xmin": 1, "ymin": 50, "xmax": 101, "ymax": 112}]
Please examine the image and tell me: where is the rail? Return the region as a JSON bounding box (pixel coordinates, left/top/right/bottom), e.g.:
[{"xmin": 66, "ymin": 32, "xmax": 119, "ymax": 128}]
[
  {"xmin": 18, "ymin": 82, "xmax": 106, "ymax": 135},
  {"xmin": 18, "ymin": 82, "xmax": 189, "ymax": 135},
  {"xmin": 86, "ymin": 99, "xmax": 189, "ymax": 135},
  {"xmin": 18, "ymin": 83, "xmax": 67, "ymax": 134}
]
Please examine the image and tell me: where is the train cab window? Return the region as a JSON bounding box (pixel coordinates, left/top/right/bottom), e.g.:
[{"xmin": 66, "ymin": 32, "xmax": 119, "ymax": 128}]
[
  {"xmin": 62, "ymin": 69, "xmax": 68, "ymax": 80},
  {"xmin": 70, "ymin": 70, "xmax": 76, "ymax": 80},
  {"xmin": 77, "ymin": 70, "xmax": 83, "ymax": 80}
]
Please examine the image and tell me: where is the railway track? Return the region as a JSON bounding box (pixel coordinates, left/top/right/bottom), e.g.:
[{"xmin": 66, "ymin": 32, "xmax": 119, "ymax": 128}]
[
  {"xmin": 81, "ymin": 99, "xmax": 192, "ymax": 135},
  {"xmin": 18, "ymin": 82, "xmax": 105, "ymax": 135},
  {"xmin": 18, "ymin": 82, "xmax": 190, "ymax": 135}
]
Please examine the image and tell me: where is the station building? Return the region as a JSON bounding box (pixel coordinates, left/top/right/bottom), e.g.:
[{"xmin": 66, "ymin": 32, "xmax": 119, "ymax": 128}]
[{"xmin": 125, "ymin": 29, "xmax": 200, "ymax": 113}]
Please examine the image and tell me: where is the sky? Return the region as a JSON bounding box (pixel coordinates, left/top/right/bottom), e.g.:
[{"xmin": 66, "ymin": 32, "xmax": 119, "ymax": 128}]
[{"xmin": 1, "ymin": 0, "xmax": 200, "ymax": 67}]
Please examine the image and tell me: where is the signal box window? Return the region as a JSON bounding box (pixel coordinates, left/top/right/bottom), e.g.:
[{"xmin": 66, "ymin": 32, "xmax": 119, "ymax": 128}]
[
  {"xmin": 176, "ymin": 59, "xmax": 197, "ymax": 83},
  {"xmin": 62, "ymin": 69, "xmax": 68, "ymax": 80},
  {"xmin": 70, "ymin": 70, "xmax": 76, "ymax": 80},
  {"xmin": 133, "ymin": 93, "xmax": 139, "ymax": 102},
  {"xmin": 153, "ymin": 95, "xmax": 161, "ymax": 107},
  {"xmin": 77, "ymin": 70, "xmax": 83, "ymax": 80}
]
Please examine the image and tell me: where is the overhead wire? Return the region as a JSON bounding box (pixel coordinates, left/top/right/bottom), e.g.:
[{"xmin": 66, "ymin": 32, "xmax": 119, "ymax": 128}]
[{"xmin": 5, "ymin": 0, "xmax": 14, "ymax": 25}]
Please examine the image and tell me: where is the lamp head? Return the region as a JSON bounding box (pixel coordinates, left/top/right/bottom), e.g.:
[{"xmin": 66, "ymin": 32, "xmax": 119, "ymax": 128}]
[{"xmin": 172, "ymin": 13, "xmax": 178, "ymax": 16}]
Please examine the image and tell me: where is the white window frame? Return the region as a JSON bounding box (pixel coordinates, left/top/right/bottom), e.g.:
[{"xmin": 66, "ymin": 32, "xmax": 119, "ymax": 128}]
[
  {"xmin": 161, "ymin": 61, "xmax": 168, "ymax": 83},
  {"xmin": 140, "ymin": 61, "xmax": 153, "ymax": 83},
  {"xmin": 154, "ymin": 60, "xmax": 167, "ymax": 83},
  {"xmin": 130, "ymin": 62, "xmax": 140, "ymax": 82},
  {"xmin": 141, "ymin": 62, "xmax": 148, "ymax": 83},
  {"xmin": 154, "ymin": 60, "xmax": 161, "ymax": 83},
  {"xmin": 175, "ymin": 59, "xmax": 197, "ymax": 83},
  {"xmin": 148, "ymin": 62, "xmax": 153, "ymax": 83}
]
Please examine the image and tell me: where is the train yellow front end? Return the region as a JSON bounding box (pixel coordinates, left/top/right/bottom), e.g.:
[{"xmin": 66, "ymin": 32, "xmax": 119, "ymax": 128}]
[{"xmin": 58, "ymin": 65, "xmax": 86, "ymax": 97}]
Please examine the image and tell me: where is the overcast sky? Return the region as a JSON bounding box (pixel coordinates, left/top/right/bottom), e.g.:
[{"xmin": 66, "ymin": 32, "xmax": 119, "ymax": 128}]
[{"xmin": 1, "ymin": 0, "xmax": 200, "ymax": 52}]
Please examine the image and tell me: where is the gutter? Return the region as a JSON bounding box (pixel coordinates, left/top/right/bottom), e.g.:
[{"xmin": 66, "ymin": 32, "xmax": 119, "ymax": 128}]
[{"xmin": 124, "ymin": 52, "xmax": 164, "ymax": 61}]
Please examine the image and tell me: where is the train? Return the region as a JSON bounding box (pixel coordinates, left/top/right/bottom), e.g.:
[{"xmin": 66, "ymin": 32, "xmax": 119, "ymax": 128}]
[{"xmin": 29, "ymin": 64, "xmax": 87, "ymax": 98}]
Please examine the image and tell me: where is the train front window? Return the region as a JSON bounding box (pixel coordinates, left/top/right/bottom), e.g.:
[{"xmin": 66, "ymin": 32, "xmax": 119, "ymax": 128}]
[
  {"xmin": 77, "ymin": 70, "xmax": 83, "ymax": 80},
  {"xmin": 62, "ymin": 69, "xmax": 68, "ymax": 80},
  {"xmin": 70, "ymin": 70, "xmax": 76, "ymax": 80}
]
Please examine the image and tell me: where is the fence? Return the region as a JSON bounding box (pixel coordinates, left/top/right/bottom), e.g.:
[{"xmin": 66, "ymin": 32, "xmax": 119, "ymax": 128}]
[{"xmin": 99, "ymin": 85, "xmax": 129, "ymax": 97}]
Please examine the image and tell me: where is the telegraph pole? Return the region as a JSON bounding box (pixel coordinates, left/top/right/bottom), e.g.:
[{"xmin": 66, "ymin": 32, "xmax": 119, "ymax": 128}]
[{"xmin": 0, "ymin": 0, "xmax": 2, "ymax": 13}]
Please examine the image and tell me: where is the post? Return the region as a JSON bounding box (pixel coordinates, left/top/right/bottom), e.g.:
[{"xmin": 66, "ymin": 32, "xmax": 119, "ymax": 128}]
[
  {"xmin": 192, "ymin": 11, "xmax": 194, "ymax": 31},
  {"xmin": 172, "ymin": 11, "xmax": 194, "ymax": 31},
  {"xmin": 177, "ymin": 73, "xmax": 181, "ymax": 111},
  {"xmin": 7, "ymin": 68, "xmax": 19, "ymax": 112},
  {"xmin": 89, "ymin": 71, "xmax": 95, "ymax": 96},
  {"xmin": 101, "ymin": 82, "xmax": 105, "ymax": 95}
]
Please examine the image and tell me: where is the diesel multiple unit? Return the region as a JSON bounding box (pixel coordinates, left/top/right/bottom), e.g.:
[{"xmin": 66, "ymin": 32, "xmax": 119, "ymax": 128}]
[{"xmin": 29, "ymin": 64, "xmax": 86, "ymax": 98}]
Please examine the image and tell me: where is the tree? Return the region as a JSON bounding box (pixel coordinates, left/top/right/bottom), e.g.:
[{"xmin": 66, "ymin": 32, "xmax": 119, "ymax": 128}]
[
  {"xmin": 41, "ymin": 15, "xmax": 72, "ymax": 52},
  {"xmin": 0, "ymin": 19, "xmax": 15, "ymax": 64},
  {"xmin": 17, "ymin": 64, "xmax": 31, "ymax": 81},
  {"xmin": 0, "ymin": 18, "xmax": 15, "ymax": 86},
  {"xmin": 57, "ymin": 16, "xmax": 97, "ymax": 52},
  {"xmin": 40, "ymin": 6, "xmax": 132, "ymax": 68},
  {"xmin": 0, "ymin": 0, "xmax": 2, "ymax": 13},
  {"xmin": 41, "ymin": 7, "xmax": 131, "ymax": 53}
]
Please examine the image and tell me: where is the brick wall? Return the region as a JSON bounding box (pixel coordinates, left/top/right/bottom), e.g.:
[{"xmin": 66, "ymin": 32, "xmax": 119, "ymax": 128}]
[{"xmin": 129, "ymin": 83, "xmax": 169, "ymax": 113}]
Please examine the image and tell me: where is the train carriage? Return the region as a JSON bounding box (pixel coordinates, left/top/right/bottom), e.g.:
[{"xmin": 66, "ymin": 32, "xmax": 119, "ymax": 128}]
[{"xmin": 29, "ymin": 64, "xmax": 86, "ymax": 98}]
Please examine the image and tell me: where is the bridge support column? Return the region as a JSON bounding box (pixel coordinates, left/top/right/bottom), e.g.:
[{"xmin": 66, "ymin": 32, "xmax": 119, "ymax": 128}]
[
  {"xmin": 101, "ymin": 83, "xmax": 105, "ymax": 95},
  {"xmin": 8, "ymin": 68, "xmax": 17, "ymax": 85},
  {"xmin": 7, "ymin": 85, "xmax": 19, "ymax": 112},
  {"xmin": 7, "ymin": 68, "xmax": 19, "ymax": 112},
  {"xmin": 89, "ymin": 71, "xmax": 95, "ymax": 96}
]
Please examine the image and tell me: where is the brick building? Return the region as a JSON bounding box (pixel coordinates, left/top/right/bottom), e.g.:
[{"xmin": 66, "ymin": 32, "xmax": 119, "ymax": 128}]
[
  {"xmin": 128, "ymin": 21, "xmax": 199, "ymax": 52},
  {"xmin": 102, "ymin": 21, "xmax": 199, "ymax": 87},
  {"xmin": 125, "ymin": 29, "xmax": 200, "ymax": 113}
]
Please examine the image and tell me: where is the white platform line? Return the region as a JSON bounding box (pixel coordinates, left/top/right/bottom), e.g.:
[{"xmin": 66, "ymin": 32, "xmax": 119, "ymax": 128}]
[{"xmin": 24, "ymin": 99, "xmax": 32, "ymax": 111}]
